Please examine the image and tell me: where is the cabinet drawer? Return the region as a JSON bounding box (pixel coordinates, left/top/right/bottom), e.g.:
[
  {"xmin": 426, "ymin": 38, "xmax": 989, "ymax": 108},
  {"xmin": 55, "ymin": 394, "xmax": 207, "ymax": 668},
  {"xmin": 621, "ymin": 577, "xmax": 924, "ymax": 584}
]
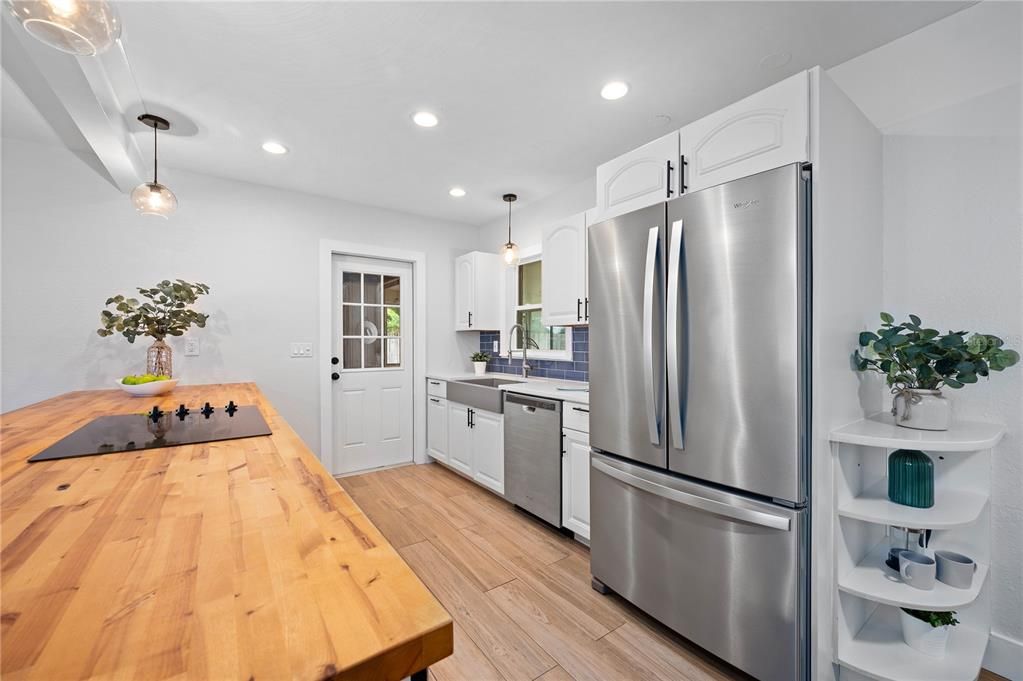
[
  {"xmin": 563, "ymin": 403, "xmax": 590, "ymax": 433},
  {"xmin": 427, "ymin": 379, "xmax": 447, "ymax": 398}
]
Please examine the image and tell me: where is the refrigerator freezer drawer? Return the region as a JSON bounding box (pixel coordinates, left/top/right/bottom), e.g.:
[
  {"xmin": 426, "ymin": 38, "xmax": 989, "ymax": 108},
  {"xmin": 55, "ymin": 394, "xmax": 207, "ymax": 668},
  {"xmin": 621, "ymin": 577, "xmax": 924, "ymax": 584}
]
[{"xmin": 590, "ymin": 453, "xmax": 806, "ymax": 681}]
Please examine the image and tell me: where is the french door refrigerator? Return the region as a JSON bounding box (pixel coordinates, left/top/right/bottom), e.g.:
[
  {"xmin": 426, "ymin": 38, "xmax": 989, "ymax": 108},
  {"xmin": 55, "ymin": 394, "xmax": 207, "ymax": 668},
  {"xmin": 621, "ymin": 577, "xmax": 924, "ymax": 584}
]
[{"xmin": 588, "ymin": 164, "xmax": 810, "ymax": 681}]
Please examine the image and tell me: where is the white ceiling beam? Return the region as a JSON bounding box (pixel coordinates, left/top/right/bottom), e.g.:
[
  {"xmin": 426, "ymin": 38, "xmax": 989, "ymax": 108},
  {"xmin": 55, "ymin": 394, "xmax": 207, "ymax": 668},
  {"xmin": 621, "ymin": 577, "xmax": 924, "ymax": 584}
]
[{"xmin": 2, "ymin": 16, "xmax": 144, "ymax": 192}]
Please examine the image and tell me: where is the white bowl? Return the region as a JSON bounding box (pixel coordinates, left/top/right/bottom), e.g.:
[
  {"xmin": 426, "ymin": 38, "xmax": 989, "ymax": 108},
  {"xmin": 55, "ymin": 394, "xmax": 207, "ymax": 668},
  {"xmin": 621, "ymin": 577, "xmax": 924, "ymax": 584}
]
[{"xmin": 115, "ymin": 378, "xmax": 179, "ymax": 397}]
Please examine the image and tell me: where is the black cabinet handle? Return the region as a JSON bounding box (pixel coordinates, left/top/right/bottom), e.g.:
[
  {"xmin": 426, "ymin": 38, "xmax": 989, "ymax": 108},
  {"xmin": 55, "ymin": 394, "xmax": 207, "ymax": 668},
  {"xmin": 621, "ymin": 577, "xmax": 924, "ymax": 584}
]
[
  {"xmin": 469, "ymin": 409, "xmax": 475, "ymax": 428},
  {"xmin": 572, "ymin": 406, "xmax": 589, "ymax": 413},
  {"xmin": 666, "ymin": 160, "xmax": 674, "ymax": 198},
  {"xmin": 467, "ymin": 407, "xmax": 471, "ymax": 428},
  {"xmin": 429, "ymin": 380, "xmax": 441, "ymax": 386},
  {"xmin": 584, "ymin": 297, "xmax": 589, "ymax": 321},
  {"xmin": 468, "ymin": 311, "xmax": 473, "ymax": 328},
  {"xmin": 429, "ymin": 397, "xmax": 440, "ymax": 403},
  {"xmin": 331, "ymin": 356, "xmax": 339, "ymax": 365},
  {"xmin": 576, "ymin": 298, "xmax": 582, "ymax": 322},
  {"xmin": 331, "ymin": 372, "xmax": 340, "ymax": 381},
  {"xmin": 680, "ymin": 155, "xmax": 688, "ymax": 194}
]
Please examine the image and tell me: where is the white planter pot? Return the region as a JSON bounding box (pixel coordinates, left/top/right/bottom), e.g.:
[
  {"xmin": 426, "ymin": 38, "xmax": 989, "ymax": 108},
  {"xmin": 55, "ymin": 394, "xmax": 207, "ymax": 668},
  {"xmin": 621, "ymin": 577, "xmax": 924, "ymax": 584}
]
[
  {"xmin": 899, "ymin": 610, "xmax": 951, "ymax": 658},
  {"xmin": 893, "ymin": 388, "xmax": 951, "ymax": 431},
  {"xmin": 472, "ymin": 361, "xmax": 487, "ymax": 376}
]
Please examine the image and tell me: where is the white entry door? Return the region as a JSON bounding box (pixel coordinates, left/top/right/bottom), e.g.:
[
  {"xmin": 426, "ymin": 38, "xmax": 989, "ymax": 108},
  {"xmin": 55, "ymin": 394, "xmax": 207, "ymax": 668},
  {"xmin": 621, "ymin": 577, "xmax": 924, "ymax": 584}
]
[{"xmin": 331, "ymin": 255, "xmax": 413, "ymax": 474}]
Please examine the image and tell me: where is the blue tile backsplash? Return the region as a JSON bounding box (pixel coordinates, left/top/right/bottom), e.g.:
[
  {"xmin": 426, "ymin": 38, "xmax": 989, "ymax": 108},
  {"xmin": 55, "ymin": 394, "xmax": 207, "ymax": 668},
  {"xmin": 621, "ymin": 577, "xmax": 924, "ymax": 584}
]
[{"xmin": 479, "ymin": 326, "xmax": 588, "ymax": 382}]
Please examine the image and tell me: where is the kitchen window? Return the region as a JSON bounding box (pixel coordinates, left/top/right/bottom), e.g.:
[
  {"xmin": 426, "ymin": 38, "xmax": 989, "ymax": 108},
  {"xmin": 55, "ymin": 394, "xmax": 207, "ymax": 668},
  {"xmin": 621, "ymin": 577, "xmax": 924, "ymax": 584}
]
[{"xmin": 511, "ymin": 256, "xmax": 571, "ymax": 360}]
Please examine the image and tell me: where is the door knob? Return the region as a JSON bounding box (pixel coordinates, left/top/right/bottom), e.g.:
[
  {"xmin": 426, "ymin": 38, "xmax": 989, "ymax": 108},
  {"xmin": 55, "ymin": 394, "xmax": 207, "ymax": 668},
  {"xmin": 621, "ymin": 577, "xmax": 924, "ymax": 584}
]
[
  {"xmin": 331, "ymin": 356, "xmax": 339, "ymax": 365},
  {"xmin": 331, "ymin": 372, "xmax": 340, "ymax": 381}
]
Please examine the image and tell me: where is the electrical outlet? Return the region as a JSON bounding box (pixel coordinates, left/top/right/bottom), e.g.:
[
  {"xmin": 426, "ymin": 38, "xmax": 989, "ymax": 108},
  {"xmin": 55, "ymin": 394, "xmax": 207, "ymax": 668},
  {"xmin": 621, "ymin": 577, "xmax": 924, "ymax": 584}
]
[
  {"xmin": 492, "ymin": 340, "xmax": 499, "ymax": 353},
  {"xmin": 290, "ymin": 342, "xmax": 313, "ymax": 358},
  {"xmin": 184, "ymin": 338, "xmax": 200, "ymax": 356}
]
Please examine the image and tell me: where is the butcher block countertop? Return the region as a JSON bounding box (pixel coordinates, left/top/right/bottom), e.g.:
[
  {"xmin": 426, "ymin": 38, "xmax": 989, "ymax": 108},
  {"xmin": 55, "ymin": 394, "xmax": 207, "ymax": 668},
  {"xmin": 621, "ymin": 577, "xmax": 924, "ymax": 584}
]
[{"xmin": 0, "ymin": 383, "xmax": 452, "ymax": 680}]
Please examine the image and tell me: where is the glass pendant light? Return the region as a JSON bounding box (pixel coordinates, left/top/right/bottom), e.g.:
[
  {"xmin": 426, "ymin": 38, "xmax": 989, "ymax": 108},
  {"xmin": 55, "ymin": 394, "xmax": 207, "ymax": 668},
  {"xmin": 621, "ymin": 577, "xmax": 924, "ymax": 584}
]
[
  {"xmin": 5, "ymin": 0, "xmax": 121, "ymax": 56},
  {"xmin": 502, "ymin": 193, "xmax": 519, "ymax": 266},
  {"xmin": 131, "ymin": 114, "xmax": 178, "ymax": 218}
]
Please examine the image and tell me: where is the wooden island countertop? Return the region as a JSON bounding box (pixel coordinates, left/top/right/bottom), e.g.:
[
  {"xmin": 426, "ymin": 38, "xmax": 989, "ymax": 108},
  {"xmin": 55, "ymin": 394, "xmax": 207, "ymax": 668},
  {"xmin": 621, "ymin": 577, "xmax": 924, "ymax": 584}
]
[{"xmin": 0, "ymin": 383, "xmax": 452, "ymax": 680}]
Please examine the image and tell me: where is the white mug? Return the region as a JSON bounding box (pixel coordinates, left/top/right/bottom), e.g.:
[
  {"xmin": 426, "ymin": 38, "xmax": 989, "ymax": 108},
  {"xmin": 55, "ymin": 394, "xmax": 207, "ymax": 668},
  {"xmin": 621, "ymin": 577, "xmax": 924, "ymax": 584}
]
[{"xmin": 899, "ymin": 550, "xmax": 936, "ymax": 590}]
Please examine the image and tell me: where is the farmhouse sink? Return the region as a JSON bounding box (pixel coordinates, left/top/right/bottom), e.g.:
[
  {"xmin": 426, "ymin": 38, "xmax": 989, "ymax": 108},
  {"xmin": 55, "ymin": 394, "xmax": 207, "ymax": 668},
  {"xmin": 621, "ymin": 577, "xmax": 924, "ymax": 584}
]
[{"xmin": 448, "ymin": 377, "xmax": 523, "ymax": 413}]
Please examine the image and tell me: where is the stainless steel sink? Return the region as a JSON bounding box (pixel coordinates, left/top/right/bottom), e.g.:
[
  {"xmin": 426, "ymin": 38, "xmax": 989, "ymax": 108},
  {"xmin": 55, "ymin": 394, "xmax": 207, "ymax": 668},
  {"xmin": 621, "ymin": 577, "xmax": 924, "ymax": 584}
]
[{"xmin": 448, "ymin": 377, "xmax": 523, "ymax": 413}]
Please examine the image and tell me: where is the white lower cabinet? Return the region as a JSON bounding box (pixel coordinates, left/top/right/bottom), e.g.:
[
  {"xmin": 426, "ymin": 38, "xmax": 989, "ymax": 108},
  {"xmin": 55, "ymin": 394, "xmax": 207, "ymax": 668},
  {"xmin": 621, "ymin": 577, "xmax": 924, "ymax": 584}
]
[
  {"xmin": 471, "ymin": 409, "xmax": 504, "ymax": 494},
  {"xmin": 427, "ymin": 396, "xmax": 448, "ymax": 462},
  {"xmin": 445, "ymin": 400, "xmax": 504, "ymax": 494},
  {"xmin": 561, "ymin": 427, "xmax": 590, "ymax": 540}
]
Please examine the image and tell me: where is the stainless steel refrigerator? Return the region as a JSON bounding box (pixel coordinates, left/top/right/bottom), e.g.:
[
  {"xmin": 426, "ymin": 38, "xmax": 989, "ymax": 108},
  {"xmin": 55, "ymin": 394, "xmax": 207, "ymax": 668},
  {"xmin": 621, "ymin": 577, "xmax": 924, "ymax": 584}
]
[{"xmin": 588, "ymin": 163, "xmax": 810, "ymax": 681}]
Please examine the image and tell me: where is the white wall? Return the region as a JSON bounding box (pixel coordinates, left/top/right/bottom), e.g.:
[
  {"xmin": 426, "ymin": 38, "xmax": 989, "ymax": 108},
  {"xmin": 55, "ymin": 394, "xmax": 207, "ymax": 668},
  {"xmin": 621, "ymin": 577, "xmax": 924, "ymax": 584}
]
[
  {"xmin": 831, "ymin": 2, "xmax": 1023, "ymax": 672},
  {"xmin": 1, "ymin": 137, "xmax": 479, "ymax": 454}
]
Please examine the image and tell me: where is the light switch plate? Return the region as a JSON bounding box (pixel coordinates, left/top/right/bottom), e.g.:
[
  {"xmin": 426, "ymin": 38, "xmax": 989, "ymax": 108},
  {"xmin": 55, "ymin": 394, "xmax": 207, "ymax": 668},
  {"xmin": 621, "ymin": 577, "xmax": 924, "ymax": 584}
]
[
  {"xmin": 492, "ymin": 340, "xmax": 499, "ymax": 352},
  {"xmin": 184, "ymin": 338, "xmax": 200, "ymax": 356},
  {"xmin": 290, "ymin": 342, "xmax": 313, "ymax": 358}
]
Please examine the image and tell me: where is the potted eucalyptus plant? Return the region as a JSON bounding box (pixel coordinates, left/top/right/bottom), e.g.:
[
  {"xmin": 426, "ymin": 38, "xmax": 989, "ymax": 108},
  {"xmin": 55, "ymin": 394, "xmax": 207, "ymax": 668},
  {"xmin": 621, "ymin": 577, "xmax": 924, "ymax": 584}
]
[
  {"xmin": 900, "ymin": 608, "xmax": 959, "ymax": 658},
  {"xmin": 855, "ymin": 313, "xmax": 1018, "ymax": 431},
  {"xmin": 471, "ymin": 351, "xmax": 491, "ymax": 376},
  {"xmin": 97, "ymin": 279, "xmax": 210, "ymax": 379}
]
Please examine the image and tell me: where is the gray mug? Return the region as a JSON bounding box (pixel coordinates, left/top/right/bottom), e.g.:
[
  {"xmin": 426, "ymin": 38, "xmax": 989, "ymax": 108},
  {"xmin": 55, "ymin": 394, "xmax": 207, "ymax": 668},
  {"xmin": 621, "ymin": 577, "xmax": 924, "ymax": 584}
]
[
  {"xmin": 936, "ymin": 550, "xmax": 976, "ymax": 589},
  {"xmin": 899, "ymin": 550, "xmax": 936, "ymax": 590}
]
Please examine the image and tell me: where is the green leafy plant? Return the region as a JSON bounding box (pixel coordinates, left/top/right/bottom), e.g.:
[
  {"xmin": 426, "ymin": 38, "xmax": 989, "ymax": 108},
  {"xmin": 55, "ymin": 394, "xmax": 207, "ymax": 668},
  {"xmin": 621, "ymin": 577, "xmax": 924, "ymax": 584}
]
[
  {"xmin": 97, "ymin": 279, "xmax": 210, "ymax": 343},
  {"xmin": 902, "ymin": 608, "xmax": 959, "ymax": 628},
  {"xmin": 471, "ymin": 351, "xmax": 491, "ymax": 363},
  {"xmin": 855, "ymin": 312, "xmax": 1019, "ymax": 390}
]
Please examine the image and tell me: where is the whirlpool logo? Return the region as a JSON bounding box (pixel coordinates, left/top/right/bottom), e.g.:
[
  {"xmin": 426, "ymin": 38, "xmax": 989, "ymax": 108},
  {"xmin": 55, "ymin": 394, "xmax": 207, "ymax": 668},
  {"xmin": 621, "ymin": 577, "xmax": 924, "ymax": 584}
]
[{"xmin": 732, "ymin": 199, "xmax": 760, "ymax": 210}]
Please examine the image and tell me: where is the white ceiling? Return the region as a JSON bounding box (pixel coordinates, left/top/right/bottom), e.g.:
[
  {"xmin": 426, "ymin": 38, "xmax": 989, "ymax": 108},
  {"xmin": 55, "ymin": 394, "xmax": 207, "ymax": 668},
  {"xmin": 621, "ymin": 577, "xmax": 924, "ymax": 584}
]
[{"xmin": 5, "ymin": 1, "xmax": 971, "ymax": 225}]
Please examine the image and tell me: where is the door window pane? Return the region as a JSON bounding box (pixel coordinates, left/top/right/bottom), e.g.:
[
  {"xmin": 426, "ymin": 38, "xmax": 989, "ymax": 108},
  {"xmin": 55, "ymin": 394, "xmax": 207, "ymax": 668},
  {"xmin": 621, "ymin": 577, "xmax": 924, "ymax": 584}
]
[
  {"xmin": 385, "ymin": 307, "xmax": 400, "ymax": 336},
  {"xmin": 342, "ymin": 272, "xmax": 361, "ymax": 303},
  {"xmin": 518, "ymin": 260, "xmax": 542, "ymax": 305},
  {"xmin": 343, "ymin": 304, "xmax": 361, "ymax": 336},
  {"xmin": 364, "ymin": 338, "xmax": 382, "ymax": 368},
  {"xmin": 384, "ymin": 338, "xmax": 401, "ymax": 367},
  {"xmin": 342, "ymin": 338, "xmax": 362, "ymax": 369},
  {"xmin": 383, "ymin": 276, "xmax": 400, "ymax": 305},
  {"xmin": 364, "ymin": 274, "xmax": 382, "ymax": 304},
  {"xmin": 362, "ymin": 306, "xmax": 382, "ymax": 337}
]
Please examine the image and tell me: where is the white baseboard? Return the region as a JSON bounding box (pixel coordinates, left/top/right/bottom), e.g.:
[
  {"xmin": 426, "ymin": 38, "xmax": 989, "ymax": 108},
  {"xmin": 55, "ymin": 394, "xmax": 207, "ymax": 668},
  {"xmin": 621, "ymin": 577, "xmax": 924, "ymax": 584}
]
[{"xmin": 984, "ymin": 631, "xmax": 1023, "ymax": 680}]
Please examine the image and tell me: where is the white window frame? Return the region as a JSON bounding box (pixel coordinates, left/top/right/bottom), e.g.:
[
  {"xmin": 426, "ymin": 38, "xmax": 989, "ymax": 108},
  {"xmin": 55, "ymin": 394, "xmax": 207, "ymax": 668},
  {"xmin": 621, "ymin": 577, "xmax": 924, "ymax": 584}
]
[{"xmin": 505, "ymin": 248, "xmax": 573, "ymax": 361}]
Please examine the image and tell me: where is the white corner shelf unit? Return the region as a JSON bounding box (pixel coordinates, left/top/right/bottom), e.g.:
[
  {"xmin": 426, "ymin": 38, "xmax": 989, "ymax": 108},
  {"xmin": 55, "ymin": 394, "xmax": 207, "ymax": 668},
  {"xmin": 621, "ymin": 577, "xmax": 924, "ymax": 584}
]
[{"xmin": 829, "ymin": 414, "xmax": 1004, "ymax": 681}]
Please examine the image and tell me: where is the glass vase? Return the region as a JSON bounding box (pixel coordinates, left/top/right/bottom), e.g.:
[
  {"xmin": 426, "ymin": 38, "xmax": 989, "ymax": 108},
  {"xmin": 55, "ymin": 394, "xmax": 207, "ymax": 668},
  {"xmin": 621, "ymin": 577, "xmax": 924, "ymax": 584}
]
[{"xmin": 146, "ymin": 339, "xmax": 173, "ymax": 377}]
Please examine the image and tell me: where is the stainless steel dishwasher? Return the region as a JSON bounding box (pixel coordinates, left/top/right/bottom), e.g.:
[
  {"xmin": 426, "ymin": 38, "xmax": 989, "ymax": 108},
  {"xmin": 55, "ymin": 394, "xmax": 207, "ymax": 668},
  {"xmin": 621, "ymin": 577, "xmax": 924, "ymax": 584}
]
[{"xmin": 504, "ymin": 392, "xmax": 562, "ymax": 527}]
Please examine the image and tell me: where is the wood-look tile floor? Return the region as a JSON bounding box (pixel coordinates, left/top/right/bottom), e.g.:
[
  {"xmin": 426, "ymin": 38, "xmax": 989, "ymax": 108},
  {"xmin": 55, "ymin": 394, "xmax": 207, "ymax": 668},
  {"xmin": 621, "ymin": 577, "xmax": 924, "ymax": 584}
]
[{"xmin": 338, "ymin": 463, "xmax": 1008, "ymax": 681}]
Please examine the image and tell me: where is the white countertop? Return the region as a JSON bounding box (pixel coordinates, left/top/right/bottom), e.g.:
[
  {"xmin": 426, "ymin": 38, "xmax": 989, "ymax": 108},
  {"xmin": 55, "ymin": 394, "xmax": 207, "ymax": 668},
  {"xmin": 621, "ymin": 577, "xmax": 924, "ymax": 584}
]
[{"xmin": 426, "ymin": 372, "xmax": 589, "ymax": 405}]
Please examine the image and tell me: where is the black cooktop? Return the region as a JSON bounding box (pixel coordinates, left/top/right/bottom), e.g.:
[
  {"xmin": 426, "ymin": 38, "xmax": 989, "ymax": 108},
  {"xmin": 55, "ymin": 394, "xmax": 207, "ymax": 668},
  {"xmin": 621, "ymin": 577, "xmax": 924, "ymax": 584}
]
[{"xmin": 28, "ymin": 402, "xmax": 272, "ymax": 463}]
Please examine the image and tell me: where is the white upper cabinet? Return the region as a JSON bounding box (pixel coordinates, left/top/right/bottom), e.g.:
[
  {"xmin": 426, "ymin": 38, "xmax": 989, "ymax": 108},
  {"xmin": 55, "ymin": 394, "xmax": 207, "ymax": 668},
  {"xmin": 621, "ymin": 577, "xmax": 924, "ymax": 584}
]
[
  {"xmin": 454, "ymin": 251, "xmax": 503, "ymax": 331},
  {"xmin": 681, "ymin": 71, "xmax": 809, "ymax": 193},
  {"xmin": 541, "ymin": 210, "xmax": 588, "ymax": 326},
  {"xmin": 595, "ymin": 131, "xmax": 680, "ymax": 221}
]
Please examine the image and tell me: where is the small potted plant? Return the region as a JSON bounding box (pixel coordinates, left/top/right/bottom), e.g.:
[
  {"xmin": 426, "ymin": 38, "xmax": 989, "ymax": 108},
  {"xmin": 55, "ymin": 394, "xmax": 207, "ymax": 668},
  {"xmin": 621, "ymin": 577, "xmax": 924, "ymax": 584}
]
[
  {"xmin": 855, "ymin": 313, "xmax": 1018, "ymax": 430},
  {"xmin": 98, "ymin": 279, "xmax": 210, "ymax": 389},
  {"xmin": 900, "ymin": 608, "xmax": 959, "ymax": 657},
  {"xmin": 471, "ymin": 351, "xmax": 491, "ymax": 376}
]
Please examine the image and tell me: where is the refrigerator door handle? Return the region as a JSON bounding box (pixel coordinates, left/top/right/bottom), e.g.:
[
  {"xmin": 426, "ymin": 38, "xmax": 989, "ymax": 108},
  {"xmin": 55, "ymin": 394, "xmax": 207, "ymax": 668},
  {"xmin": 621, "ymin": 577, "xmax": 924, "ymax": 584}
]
[
  {"xmin": 666, "ymin": 219, "xmax": 685, "ymax": 450},
  {"xmin": 642, "ymin": 226, "xmax": 662, "ymax": 446},
  {"xmin": 592, "ymin": 458, "xmax": 791, "ymax": 531}
]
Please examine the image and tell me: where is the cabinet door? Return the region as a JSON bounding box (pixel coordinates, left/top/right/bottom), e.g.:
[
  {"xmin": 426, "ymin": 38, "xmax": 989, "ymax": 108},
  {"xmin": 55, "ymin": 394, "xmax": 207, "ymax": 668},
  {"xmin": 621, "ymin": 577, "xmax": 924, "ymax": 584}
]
[
  {"xmin": 427, "ymin": 397, "xmax": 448, "ymax": 462},
  {"xmin": 541, "ymin": 211, "xmax": 587, "ymax": 326},
  {"xmin": 471, "ymin": 409, "xmax": 504, "ymax": 495},
  {"xmin": 470, "ymin": 253, "xmax": 504, "ymax": 331},
  {"xmin": 595, "ymin": 131, "xmax": 679, "ymax": 221},
  {"xmin": 447, "ymin": 402, "xmax": 473, "ymax": 475},
  {"xmin": 454, "ymin": 255, "xmax": 475, "ymax": 330},
  {"xmin": 562, "ymin": 428, "xmax": 591, "ymax": 539},
  {"xmin": 681, "ymin": 71, "xmax": 808, "ymax": 193}
]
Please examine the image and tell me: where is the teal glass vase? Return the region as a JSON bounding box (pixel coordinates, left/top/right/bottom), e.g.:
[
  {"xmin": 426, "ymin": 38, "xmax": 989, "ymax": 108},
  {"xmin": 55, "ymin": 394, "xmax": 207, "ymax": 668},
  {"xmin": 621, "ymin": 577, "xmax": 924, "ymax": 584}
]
[{"xmin": 887, "ymin": 449, "xmax": 934, "ymax": 508}]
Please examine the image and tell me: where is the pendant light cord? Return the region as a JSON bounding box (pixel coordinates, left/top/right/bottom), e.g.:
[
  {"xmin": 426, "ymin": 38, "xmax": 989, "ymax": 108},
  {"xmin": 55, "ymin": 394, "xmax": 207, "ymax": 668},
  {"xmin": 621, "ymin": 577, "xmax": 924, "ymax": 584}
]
[
  {"xmin": 507, "ymin": 200, "xmax": 512, "ymax": 243},
  {"xmin": 152, "ymin": 123, "xmax": 158, "ymax": 184}
]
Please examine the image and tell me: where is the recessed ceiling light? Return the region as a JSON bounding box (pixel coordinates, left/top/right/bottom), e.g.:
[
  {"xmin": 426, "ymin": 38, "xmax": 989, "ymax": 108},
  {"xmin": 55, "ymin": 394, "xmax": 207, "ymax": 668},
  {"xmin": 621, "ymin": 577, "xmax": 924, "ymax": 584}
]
[
  {"xmin": 449, "ymin": 187, "xmax": 466, "ymax": 198},
  {"xmin": 760, "ymin": 51, "xmax": 792, "ymax": 70},
  {"xmin": 261, "ymin": 141, "xmax": 288, "ymax": 155},
  {"xmin": 412, "ymin": 111, "xmax": 439, "ymax": 128},
  {"xmin": 600, "ymin": 81, "xmax": 629, "ymax": 101}
]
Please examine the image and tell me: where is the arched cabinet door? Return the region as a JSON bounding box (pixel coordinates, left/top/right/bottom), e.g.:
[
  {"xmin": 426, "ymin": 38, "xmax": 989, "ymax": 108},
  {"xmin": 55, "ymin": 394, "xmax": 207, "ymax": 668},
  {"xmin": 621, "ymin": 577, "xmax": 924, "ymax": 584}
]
[
  {"xmin": 541, "ymin": 211, "xmax": 588, "ymax": 326},
  {"xmin": 681, "ymin": 71, "xmax": 809, "ymax": 193},
  {"xmin": 595, "ymin": 131, "xmax": 679, "ymax": 222}
]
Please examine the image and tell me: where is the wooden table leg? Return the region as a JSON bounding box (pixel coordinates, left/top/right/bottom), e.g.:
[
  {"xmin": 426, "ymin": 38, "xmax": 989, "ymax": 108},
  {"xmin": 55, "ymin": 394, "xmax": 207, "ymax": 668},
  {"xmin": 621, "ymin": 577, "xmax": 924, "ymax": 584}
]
[{"xmin": 410, "ymin": 668, "xmax": 428, "ymax": 681}]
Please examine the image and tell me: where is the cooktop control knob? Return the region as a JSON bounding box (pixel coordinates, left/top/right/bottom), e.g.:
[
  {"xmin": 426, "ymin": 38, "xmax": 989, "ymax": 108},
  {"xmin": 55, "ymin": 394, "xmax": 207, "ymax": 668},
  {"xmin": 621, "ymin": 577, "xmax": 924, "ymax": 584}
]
[
  {"xmin": 200, "ymin": 402, "xmax": 215, "ymax": 418},
  {"xmin": 147, "ymin": 406, "xmax": 165, "ymax": 423},
  {"xmin": 225, "ymin": 400, "xmax": 239, "ymax": 416},
  {"xmin": 175, "ymin": 404, "xmax": 190, "ymax": 420}
]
